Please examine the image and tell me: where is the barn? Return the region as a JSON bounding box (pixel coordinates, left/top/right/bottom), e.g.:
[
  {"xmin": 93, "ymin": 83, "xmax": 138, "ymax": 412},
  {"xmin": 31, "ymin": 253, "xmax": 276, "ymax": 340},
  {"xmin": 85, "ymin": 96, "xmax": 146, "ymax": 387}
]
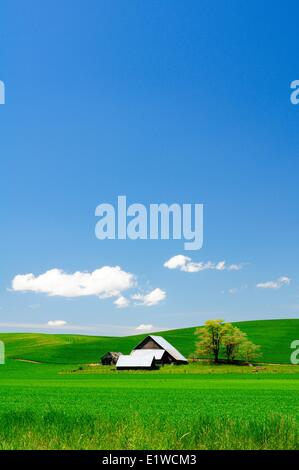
[
  {"xmin": 133, "ymin": 335, "xmax": 188, "ymax": 364},
  {"xmin": 116, "ymin": 352, "xmax": 156, "ymax": 370},
  {"xmin": 130, "ymin": 348, "xmax": 167, "ymax": 365},
  {"xmin": 115, "ymin": 335, "xmax": 188, "ymax": 369},
  {"xmin": 101, "ymin": 352, "xmax": 122, "ymax": 365}
]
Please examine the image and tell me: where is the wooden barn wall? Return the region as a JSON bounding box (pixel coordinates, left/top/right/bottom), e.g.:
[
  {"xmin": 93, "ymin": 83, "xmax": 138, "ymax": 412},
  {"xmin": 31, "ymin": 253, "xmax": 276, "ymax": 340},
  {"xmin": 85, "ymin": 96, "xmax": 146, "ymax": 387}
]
[{"xmin": 135, "ymin": 338, "xmax": 160, "ymax": 350}]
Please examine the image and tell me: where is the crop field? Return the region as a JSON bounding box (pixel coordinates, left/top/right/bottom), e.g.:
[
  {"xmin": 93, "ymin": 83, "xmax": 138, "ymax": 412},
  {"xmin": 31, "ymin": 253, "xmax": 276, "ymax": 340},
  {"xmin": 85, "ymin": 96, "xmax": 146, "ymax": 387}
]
[
  {"xmin": 1, "ymin": 361, "xmax": 299, "ymax": 450},
  {"xmin": 0, "ymin": 319, "xmax": 299, "ymax": 450}
]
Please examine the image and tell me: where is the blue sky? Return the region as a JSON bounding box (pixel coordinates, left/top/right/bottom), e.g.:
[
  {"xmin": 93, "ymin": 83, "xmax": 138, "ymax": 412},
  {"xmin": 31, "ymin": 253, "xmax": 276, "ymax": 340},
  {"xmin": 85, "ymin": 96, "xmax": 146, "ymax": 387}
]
[{"xmin": 1, "ymin": 0, "xmax": 299, "ymax": 335}]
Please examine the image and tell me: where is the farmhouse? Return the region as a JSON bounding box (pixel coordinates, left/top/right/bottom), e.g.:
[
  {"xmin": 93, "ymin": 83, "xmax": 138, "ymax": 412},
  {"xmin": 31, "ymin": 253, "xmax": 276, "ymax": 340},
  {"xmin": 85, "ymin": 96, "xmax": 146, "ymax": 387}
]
[
  {"xmin": 115, "ymin": 335, "xmax": 188, "ymax": 370},
  {"xmin": 101, "ymin": 352, "xmax": 122, "ymax": 365}
]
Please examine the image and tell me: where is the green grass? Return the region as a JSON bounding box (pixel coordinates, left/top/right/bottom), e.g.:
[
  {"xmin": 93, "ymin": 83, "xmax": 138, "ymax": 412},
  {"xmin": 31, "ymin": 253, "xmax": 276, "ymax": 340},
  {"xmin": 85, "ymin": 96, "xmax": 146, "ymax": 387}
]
[
  {"xmin": 0, "ymin": 319, "xmax": 299, "ymax": 449},
  {"xmin": 1, "ymin": 360, "xmax": 299, "ymax": 449},
  {"xmin": 65, "ymin": 362, "xmax": 299, "ymax": 375},
  {"xmin": 0, "ymin": 318, "xmax": 298, "ymax": 364}
]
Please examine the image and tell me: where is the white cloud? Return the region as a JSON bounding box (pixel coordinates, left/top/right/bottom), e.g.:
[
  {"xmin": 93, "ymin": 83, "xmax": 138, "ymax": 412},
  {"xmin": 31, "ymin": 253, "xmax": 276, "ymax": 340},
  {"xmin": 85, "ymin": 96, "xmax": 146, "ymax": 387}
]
[
  {"xmin": 164, "ymin": 254, "xmax": 193, "ymax": 270},
  {"xmin": 228, "ymin": 288, "xmax": 238, "ymax": 295},
  {"xmin": 114, "ymin": 295, "xmax": 130, "ymax": 309},
  {"xmin": 256, "ymin": 276, "xmax": 291, "ymax": 289},
  {"xmin": 225, "ymin": 263, "xmax": 243, "ymax": 271},
  {"xmin": 222, "ymin": 284, "xmax": 248, "ymax": 295},
  {"xmin": 11, "ymin": 266, "xmax": 135, "ymax": 299},
  {"xmin": 135, "ymin": 324, "xmax": 154, "ymax": 331},
  {"xmin": 164, "ymin": 255, "xmax": 242, "ymax": 273},
  {"xmin": 132, "ymin": 288, "xmax": 166, "ymax": 307},
  {"xmin": 47, "ymin": 320, "xmax": 67, "ymax": 327}
]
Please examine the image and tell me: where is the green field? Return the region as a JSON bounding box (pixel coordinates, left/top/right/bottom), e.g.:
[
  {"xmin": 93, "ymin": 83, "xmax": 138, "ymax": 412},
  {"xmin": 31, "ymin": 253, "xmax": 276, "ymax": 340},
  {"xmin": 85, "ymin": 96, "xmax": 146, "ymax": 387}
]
[
  {"xmin": 1, "ymin": 318, "xmax": 298, "ymax": 364},
  {"xmin": 0, "ymin": 319, "xmax": 298, "ymax": 450}
]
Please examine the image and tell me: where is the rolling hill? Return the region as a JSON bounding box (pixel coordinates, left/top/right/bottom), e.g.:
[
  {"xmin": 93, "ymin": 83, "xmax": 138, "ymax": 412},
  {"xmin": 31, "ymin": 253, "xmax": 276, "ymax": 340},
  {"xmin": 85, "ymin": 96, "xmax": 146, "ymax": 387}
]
[{"xmin": 0, "ymin": 318, "xmax": 298, "ymax": 364}]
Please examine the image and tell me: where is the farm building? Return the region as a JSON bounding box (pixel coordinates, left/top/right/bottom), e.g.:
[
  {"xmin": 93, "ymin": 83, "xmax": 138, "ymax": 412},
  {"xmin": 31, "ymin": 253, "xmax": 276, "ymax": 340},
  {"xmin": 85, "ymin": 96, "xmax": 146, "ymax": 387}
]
[
  {"xmin": 130, "ymin": 348, "xmax": 167, "ymax": 365},
  {"xmin": 116, "ymin": 352, "xmax": 156, "ymax": 370},
  {"xmin": 133, "ymin": 335, "xmax": 188, "ymax": 365},
  {"xmin": 101, "ymin": 352, "xmax": 122, "ymax": 365},
  {"xmin": 115, "ymin": 335, "xmax": 188, "ymax": 369}
]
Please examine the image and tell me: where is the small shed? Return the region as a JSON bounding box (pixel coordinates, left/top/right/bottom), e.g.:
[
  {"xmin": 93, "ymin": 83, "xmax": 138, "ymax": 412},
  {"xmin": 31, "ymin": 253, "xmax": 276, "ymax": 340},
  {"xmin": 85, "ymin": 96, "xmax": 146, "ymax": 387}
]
[
  {"xmin": 133, "ymin": 335, "xmax": 188, "ymax": 364},
  {"xmin": 116, "ymin": 352, "xmax": 156, "ymax": 370},
  {"xmin": 101, "ymin": 352, "xmax": 122, "ymax": 365}
]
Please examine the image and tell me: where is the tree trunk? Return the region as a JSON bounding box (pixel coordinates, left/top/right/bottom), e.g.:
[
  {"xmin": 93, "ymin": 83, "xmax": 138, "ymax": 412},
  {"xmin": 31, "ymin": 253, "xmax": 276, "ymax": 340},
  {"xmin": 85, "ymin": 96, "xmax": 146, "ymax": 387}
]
[{"xmin": 214, "ymin": 350, "xmax": 219, "ymax": 363}]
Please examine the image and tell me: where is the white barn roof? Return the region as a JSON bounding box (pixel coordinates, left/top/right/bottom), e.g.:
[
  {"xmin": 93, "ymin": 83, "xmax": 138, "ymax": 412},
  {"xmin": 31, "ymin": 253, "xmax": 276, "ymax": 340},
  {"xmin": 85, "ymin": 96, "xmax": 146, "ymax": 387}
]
[
  {"xmin": 144, "ymin": 335, "xmax": 188, "ymax": 363},
  {"xmin": 116, "ymin": 352, "xmax": 155, "ymax": 368},
  {"xmin": 131, "ymin": 349, "xmax": 165, "ymax": 360}
]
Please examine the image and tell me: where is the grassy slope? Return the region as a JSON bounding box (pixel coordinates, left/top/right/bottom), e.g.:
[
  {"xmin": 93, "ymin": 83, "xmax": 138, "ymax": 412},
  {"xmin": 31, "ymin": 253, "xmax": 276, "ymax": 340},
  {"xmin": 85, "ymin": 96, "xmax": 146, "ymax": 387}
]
[{"xmin": 0, "ymin": 318, "xmax": 298, "ymax": 364}]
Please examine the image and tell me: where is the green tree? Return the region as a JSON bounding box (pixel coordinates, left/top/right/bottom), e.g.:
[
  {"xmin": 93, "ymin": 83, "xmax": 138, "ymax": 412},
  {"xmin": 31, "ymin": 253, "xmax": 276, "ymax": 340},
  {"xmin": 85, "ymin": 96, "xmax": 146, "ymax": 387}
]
[
  {"xmin": 222, "ymin": 324, "xmax": 247, "ymax": 363},
  {"xmin": 238, "ymin": 339, "xmax": 261, "ymax": 363},
  {"xmin": 195, "ymin": 319, "xmax": 262, "ymax": 364},
  {"xmin": 195, "ymin": 319, "xmax": 226, "ymax": 363}
]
